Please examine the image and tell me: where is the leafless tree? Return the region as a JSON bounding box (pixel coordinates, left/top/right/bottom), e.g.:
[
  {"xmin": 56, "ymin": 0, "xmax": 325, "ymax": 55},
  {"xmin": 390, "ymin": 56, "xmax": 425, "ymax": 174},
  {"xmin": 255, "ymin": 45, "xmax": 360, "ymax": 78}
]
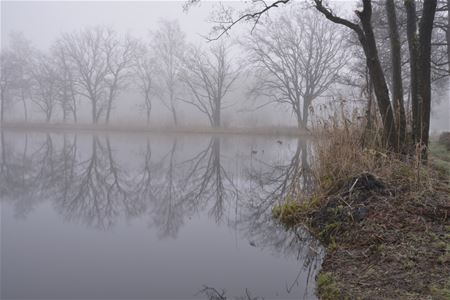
[
  {"xmin": 52, "ymin": 44, "xmax": 79, "ymax": 123},
  {"xmin": 56, "ymin": 27, "xmax": 110, "ymax": 124},
  {"xmin": 7, "ymin": 32, "xmax": 35, "ymax": 122},
  {"xmin": 30, "ymin": 53, "xmax": 58, "ymax": 122},
  {"xmin": 0, "ymin": 50, "xmax": 19, "ymax": 123},
  {"xmin": 242, "ymin": 9, "xmax": 348, "ymax": 129},
  {"xmin": 134, "ymin": 43, "xmax": 157, "ymax": 125},
  {"xmin": 432, "ymin": 0, "xmax": 450, "ymax": 81},
  {"xmin": 151, "ymin": 20, "xmax": 186, "ymax": 126},
  {"xmin": 103, "ymin": 31, "xmax": 138, "ymax": 124},
  {"xmin": 180, "ymin": 42, "xmax": 239, "ymax": 128}
]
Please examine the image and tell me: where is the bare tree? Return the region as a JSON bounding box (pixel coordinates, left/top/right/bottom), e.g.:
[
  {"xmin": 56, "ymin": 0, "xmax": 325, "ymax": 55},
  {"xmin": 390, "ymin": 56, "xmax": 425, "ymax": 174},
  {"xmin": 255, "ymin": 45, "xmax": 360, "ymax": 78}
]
[
  {"xmin": 31, "ymin": 53, "xmax": 58, "ymax": 122},
  {"xmin": 8, "ymin": 32, "xmax": 35, "ymax": 122},
  {"xmin": 0, "ymin": 50, "xmax": 20, "ymax": 123},
  {"xmin": 242, "ymin": 9, "xmax": 348, "ymax": 129},
  {"xmin": 53, "ymin": 44, "xmax": 79, "ymax": 123},
  {"xmin": 103, "ymin": 31, "xmax": 138, "ymax": 124},
  {"xmin": 180, "ymin": 42, "xmax": 239, "ymax": 128},
  {"xmin": 386, "ymin": 0, "xmax": 407, "ymax": 145},
  {"xmin": 57, "ymin": 27, "xmax": 110, "ymax": 124},
  {"xmin": 134, "ymin": 43, "xmax": 156, "ymax": 125},
  {"xmin": 151, "ymin": 20, "xmax": 186, "ymax": 126}
]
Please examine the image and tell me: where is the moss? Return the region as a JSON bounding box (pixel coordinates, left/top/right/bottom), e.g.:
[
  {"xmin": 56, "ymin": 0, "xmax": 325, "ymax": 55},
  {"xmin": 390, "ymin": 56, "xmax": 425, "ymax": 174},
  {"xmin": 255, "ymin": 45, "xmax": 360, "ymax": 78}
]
[
  {"xmin": 316, "ymin": 272, "xmax": 341, "ymax": 300},
  {"xmin": 319, "ymin": 222, "xmax": 341, "ymax": 244},
  {"xmin": 272, "ymin": 201, "xmax": 301, "ymax": 228}
]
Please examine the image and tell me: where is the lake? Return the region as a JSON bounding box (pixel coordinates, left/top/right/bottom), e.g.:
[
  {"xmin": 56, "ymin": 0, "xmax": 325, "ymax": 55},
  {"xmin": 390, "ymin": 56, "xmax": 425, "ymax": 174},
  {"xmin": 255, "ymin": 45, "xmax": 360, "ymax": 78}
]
[{"xmin": 0, "ymin": 131, "xmax": 322, "ymax": 300}]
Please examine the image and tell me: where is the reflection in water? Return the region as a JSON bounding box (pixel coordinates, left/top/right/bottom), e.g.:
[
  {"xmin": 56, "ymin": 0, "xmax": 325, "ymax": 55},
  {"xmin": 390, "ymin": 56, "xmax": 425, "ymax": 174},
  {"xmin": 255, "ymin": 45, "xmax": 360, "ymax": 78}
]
[{"xmin": 0, "ymin": 131, "xmax": 322, "ymax": 299}]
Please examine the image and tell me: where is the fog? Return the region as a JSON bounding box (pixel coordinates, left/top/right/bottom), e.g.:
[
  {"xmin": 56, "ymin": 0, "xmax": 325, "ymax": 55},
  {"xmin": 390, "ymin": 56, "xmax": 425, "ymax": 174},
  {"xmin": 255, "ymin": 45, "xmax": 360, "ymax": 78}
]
[
  {"xmin": 1, "ymin": 1, "xmax": 449, "ymax": 299},
  {"xmin": 1, "ymin": 1, "xmax": 448, "ymax": 131},
  {"xmin": 1, "ymin": 1, "xmax": 297, "ymax": 127}
]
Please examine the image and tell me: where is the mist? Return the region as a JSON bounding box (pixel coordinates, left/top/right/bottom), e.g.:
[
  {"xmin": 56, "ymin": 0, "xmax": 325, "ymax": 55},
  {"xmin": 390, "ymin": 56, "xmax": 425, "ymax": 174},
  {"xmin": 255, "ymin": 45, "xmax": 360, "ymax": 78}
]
[{"xmin": 1, "ymin": 1, "xmax": 449, "ymax": 299}]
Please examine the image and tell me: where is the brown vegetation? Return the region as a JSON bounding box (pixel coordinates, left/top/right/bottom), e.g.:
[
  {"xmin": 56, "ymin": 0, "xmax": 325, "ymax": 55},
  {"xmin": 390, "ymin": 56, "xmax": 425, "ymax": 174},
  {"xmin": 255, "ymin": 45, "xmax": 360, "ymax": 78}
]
[{"xmin": 273, "ymin": 126, "xmax": 450, "ymax": 299}]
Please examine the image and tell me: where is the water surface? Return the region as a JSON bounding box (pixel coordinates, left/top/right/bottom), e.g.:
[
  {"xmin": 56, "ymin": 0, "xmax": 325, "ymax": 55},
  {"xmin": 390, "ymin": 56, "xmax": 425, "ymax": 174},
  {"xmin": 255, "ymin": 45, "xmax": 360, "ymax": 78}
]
[{"xmin": 0, "ymin": 131, "xmax": 321, "ymax": 299}]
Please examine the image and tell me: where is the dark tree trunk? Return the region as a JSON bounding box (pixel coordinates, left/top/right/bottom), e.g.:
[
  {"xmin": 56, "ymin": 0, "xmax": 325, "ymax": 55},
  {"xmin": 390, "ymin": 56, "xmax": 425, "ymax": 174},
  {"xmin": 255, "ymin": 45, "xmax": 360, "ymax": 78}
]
[
  {"xmin": 314, "ymin": 0, "xmax": 398, "ymax": 151},
  {"xmin": 171, "ymin": 105, "xmax": 178, "ymax": 127},
  {"xmin": 92, "ymin": 101, "xmax": 98, "ymax": 124},
  {"xmin": 213, "ymin": 101, "xmax": 221, "ymax": 128},
  {"xmin": 386, "ymin": 0, "xmax": 407, "ymax": 147},
  {"xmin": 418, "ymin": 0, "xmax": 438, "ymax": 158},
  {"xmin": 405, "ymin": 0, "xmax": 420, "ymax": 145},
  {"xmin": 358, "ymin": 0, "xmax": 398, "ymax": 151},
  {"xmin": 46, "ymin": 110, "xmax": 52, "ymax": 123},
  {"xmin": 169, "ymin": 90, "xmax": 178, "ymax": 127},
  {"xmin": 302, "ymin": 96, "xmax": 311, "ymax": 129},
  {"xmin": 21, "ymin": 90, "xmax": 28, "ymax": 122},
  {"xmin": 106, "ymin": 97, "xmax": 113, "ymax": 124}
]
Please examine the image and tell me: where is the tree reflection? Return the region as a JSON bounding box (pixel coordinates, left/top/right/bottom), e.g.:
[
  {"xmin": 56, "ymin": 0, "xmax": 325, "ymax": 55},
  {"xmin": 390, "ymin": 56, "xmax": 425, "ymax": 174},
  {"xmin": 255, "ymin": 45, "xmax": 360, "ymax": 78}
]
[
  {"xmin": 0, "ymin": 133, "xmax": 316, "ymax": 251},
  {"xmin": 0, "ymin": 132, "xmax": 322, "ymax": 298},
  {"xmin": 181, "ymin": 136, "xmax": 238, "ymax": 223},
  {"xmin": 236, "ymin": 138, "xmax": 321, "ymax": 294},
  {"xmin": 55, "ymin": 136, "xmax": 146, "ymax": 229},
  {"xmin": 150, "ymin": 140, "xmax": 186, "ymax": 238}
]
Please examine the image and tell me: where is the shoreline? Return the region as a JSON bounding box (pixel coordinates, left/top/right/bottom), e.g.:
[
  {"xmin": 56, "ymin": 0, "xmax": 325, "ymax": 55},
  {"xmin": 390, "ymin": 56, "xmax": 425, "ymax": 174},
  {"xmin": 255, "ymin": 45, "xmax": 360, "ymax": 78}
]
[
  {"xmin": 273, "ymin": 135, "xmax": 450, "ymax": 299},
  {"xmin": 0, "ymin": 122, "xmax": 311, "ymax": 137}
]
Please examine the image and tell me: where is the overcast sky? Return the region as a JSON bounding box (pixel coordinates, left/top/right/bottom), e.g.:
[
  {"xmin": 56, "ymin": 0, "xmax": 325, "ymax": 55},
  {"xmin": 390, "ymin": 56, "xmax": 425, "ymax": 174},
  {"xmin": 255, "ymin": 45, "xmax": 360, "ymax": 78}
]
[{"xmin": 1, "ymin": 1, "xmax": 249, "ymax": 49}]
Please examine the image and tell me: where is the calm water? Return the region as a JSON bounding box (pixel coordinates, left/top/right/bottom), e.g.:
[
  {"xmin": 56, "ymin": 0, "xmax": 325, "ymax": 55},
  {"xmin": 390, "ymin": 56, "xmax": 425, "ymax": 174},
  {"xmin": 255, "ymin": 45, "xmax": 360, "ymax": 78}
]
[{"xmin": 0, "ymin": 131, "xmax": 321, "ymax": 300}]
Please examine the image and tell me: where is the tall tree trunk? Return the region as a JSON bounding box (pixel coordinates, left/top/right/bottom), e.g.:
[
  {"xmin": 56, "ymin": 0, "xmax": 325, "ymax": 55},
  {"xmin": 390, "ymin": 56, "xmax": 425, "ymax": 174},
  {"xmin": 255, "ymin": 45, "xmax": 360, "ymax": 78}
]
[
  {"xmin": 302, "ymin": 96, "xmax": 311, "ymax": 129},
  {"xmin": 106, "ymin": 88, "xmax": 114, "ymax": 124},
  {"xmin": 145, "ymin": 92, "xmax": 151, "ymax": 126},
  {"xmin": 358, "ymin": 0, "xmax": 399, "ymax": 151},
  {"xmin": 92, "ymin": 101, "xmax": 98, "ymax": 124},
  {"xmin": 106, "ymin": 98, "xmax": 112, "ymax": 124},
  {"xmin": 21, "ymin": 90, "xmax": 28, "ymax": 122},
  {"xmin": 170, "ymin": 91, "xmax": 177, "ymax": 126},
  {"xmin": 386, "ymin": 0, "xmax": 407, "ymax": 147},
  {"xmin": 213, "ymin": 100, "xmax": 221, "ymax": 128},
  {"xmin": 72, "ymin": 98, "xmax": 78, "ymax": 123},
  {"xmin": 314, "ymin": 0, "xmax": 398, "ymax": 150},
  {"xmin": 418, "ymin": 0, "xmax": 438, "ymax": 158},
  {"xmin": 405, "ymin": 0, "xmax": 420, "ymax": 145},
  {"xmin": 171, "ymin": 105, "xmax": 178, "ymax": 127}
]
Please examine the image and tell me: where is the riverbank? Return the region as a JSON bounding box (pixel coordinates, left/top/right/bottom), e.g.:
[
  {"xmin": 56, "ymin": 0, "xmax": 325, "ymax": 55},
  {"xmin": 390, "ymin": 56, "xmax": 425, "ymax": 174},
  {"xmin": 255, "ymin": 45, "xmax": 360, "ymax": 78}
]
[
  {"xmin": 273, "ymin": 129, "xmax": 450, "ymax": 299},
  {"xmin": 0, "ymin": 122, "xmax": 310, "ymax": 137}
]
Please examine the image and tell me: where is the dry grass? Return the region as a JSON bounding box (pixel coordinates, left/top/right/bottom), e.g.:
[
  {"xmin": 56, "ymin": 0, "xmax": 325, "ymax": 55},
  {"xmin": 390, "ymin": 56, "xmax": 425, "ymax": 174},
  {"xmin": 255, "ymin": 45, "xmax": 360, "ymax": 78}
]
[
  {"xmin": 312, "ymin": 126, "xmax": 444, "ymax": 199},
  {"xmin": 274, "ymin": 124, "xmax": 450, "ymax": 299}
]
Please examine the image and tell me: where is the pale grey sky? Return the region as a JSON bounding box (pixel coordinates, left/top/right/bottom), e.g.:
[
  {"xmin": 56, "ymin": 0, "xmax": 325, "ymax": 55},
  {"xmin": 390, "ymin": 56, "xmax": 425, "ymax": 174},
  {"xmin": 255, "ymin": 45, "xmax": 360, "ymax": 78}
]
[{"xmin": 1, "ymin": 1, "xmax": 235, "ymax": 49}]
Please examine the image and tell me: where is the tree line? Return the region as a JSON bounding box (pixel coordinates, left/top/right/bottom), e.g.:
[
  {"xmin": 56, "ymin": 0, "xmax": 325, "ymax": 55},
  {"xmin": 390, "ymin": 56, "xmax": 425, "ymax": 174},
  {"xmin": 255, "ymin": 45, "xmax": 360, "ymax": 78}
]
[
  {"xmin": 2, "ymin": 1, "xmax": 450, "ymax": 156},
  {"xmin": 1, "ymin": 10, "xmax": 351, "ymax": 129},
  {"xmin": 187, "ymin": 0, "xmax": 449, "ymax": 157}
]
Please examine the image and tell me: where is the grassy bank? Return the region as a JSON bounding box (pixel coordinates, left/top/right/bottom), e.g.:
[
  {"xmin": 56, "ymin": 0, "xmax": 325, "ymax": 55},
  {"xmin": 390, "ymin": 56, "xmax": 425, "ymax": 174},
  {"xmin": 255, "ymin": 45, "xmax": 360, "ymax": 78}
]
[
  {"xmin": 0, "ymin": 121, "xmax": 310, "ymax": 137},
  {"xmin": 273, "ymin": 129, "xmax": 450, "ymax": 299}
]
